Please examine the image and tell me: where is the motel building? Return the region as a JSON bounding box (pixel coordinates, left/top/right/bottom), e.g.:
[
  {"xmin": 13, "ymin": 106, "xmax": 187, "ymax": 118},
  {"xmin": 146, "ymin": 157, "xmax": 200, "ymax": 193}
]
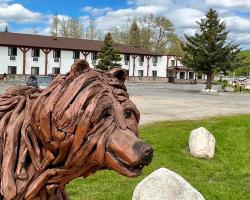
[{"xmin": 0, "ymin": 32, "xmax": 207, "ymax": 82}]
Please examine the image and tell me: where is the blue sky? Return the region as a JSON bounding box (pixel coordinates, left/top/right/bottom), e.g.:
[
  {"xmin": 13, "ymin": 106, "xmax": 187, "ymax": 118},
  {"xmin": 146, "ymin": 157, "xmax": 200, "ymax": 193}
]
[{"xmin": 1, "ymin": 0, "xmax": 250, "ymax": 49}]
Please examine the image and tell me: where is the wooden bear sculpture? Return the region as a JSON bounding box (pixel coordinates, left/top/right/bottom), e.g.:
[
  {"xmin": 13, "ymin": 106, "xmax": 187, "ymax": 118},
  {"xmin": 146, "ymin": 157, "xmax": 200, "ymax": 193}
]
[{"xmin": 0, "ymin": 60, "xmax": 153, "ymax": 199}]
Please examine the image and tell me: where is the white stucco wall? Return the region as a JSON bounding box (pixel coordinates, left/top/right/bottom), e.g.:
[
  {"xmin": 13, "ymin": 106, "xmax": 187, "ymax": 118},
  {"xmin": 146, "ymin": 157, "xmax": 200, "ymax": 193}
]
[
  {"xmin": 0, "ymin": 46, "xmax": 188, "ymax": 79},
  {"xmin": 26, "ymin": 49, "xmax": 46, "ymax": 75},
  {"xmin": 0, "ymin": 47, "xmax": 23, "ymax": 74}
]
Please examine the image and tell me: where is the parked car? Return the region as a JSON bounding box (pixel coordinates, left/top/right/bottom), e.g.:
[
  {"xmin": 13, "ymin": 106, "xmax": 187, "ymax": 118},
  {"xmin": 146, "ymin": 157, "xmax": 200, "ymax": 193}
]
[
  {"xmin": 232, "ymin": 76, "xmax": 247, "ymax": 87},
  {"xmin": 26, "ymin": 75, "xmax": 52, "ymax": 89}
]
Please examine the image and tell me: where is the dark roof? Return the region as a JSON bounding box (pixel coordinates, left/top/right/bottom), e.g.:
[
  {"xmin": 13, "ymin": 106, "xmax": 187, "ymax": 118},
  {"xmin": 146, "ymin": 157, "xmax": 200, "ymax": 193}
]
[{"xmin": 0, "ymin": 32, "xmax": 161, "ymax": 56}]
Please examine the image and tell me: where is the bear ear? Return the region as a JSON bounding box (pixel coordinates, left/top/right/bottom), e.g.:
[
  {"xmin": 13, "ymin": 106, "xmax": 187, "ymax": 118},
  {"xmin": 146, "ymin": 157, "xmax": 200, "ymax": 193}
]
[
  {"xmin": 109, "ymin": 68, "xmax": 127, "ymax": 83},
  {"xmin": 70, "ymin": 60, "xmax": 90, "ymax": 79}
]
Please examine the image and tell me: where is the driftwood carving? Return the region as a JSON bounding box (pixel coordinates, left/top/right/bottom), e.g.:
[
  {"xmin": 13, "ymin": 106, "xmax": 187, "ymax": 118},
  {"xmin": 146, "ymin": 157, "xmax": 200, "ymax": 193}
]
[{"xmin": 0, "ymin": 60, "xmax": 153, "ymax": 199}]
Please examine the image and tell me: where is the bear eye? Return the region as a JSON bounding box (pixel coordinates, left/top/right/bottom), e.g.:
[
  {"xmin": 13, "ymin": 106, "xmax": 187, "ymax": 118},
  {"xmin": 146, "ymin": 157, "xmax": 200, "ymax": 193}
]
[
  {"xmin": 124, "ymin": 110, "xmax": 132, "ymax": 119},
  {"xmin": 102, "ymin": 110, "xmax": 111, "ymax": 118}
]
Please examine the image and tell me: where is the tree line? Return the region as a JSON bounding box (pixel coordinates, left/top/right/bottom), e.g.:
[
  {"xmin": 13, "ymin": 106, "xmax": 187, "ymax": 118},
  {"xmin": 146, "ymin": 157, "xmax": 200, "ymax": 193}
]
[
  {"xmin": 49, "ymin": 10, "xmax": 248, "ymax": 90},
  {"xmin": 50, "ymin": 13, "xmax": 184, "ymax": 56},
  {"xmin": 50, "ymin": 14, "xmax": 102, "ymax": 40}
]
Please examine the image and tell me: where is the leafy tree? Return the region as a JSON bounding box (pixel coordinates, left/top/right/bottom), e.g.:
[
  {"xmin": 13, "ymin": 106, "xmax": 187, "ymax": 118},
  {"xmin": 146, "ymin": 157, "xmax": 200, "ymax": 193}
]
[
  {"xmin": 182, "ymin": 9, "xmax": 243, "ymax": 89},
  {"xmin": 128, "ymin": 20, "xmax": 140, "ymax": 48},
  {"xmin": 50, "ymin": 15, "xmax": 84, "ymax": 38},
  {"xmin": 59, "ymin": 18, "xmax": 69, "ymax": 37},
  {"xmin": 67, "ymin": 17, "xmax": 84, "ymax": 38},
  {"xmin": 168, "ymin": 34, "xmax": 184, "ymax": 56},
  {"xmin": 50, "ymin": 14, "xmax": 60, "ymax": 37},
  {"xmin": 85, "ymin": 19, "xmax": 95, "ymax": 40},
  {"xmin": 152, "ymin": 16, "xmax": 174, "ymax": 53},
  {"xmin": 96, "ymin": 32, "xmax": 121, "ymax": 71},
  {"xmin": 108, "ymin": 14, "xmax": 175, "ymax": 53},
  {"xmin": 233, "ymin": 51, "xmax": 250, "ymax": 76},
  {"xmin": 138, "ymin": 14, "xmax": 154, "ymax": 51},
  {"xmin": 109, "ymin": 26, "xmax": 128, "ymax": 44}
]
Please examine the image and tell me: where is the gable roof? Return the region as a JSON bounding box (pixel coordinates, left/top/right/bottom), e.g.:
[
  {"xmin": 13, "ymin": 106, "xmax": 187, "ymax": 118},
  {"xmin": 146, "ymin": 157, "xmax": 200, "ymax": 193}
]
[{"xmin": 0, "ymin": 32, "xmax": 161, "ymax": 56}]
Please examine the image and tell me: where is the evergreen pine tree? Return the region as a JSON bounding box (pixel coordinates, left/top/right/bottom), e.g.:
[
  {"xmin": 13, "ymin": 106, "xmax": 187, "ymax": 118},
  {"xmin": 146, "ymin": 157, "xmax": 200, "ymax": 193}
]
[
  {"xmin": 96, "ymin": 32, "xmax": 121, "ymax": 71},
  {"xmin": 182, "ymin": 9, "xmax": 243, "ymax": 89},
  {"xmin": 128, "ymin": 20, "xmax": 140, "ymax": 48}
]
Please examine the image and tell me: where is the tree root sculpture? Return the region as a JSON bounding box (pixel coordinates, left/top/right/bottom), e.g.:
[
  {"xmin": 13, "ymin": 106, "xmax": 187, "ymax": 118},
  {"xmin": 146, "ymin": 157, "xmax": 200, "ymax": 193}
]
[{"xmin": 0, "ymin": 60, "xmax": 153, "ymax": 199}]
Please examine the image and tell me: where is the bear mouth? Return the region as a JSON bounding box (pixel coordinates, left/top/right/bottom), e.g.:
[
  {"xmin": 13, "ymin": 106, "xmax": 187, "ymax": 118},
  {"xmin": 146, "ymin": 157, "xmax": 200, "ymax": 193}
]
[{"xmin": 106, "ymin": 150, "xmax": 145, "ymax": 177}]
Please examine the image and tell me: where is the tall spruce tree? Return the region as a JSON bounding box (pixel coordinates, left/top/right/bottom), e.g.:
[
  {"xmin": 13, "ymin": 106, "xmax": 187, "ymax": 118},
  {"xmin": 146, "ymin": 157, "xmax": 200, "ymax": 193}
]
[
  {"xmin": 128, "ymin": 20, "xmax": 141, "ymax": 48},
  {"xmin": 182, "ymin": 9, "xmax": 242, "ymax": 89},
  {"xmin": 96, "ymin": 32, "xmax": 121, "ymax": 71}
]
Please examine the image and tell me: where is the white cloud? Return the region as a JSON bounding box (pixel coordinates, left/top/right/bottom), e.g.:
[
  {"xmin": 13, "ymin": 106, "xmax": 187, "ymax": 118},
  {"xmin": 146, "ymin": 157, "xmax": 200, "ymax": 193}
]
[
  {"xmin": 88, "ymin": 1, "xmax": 250, "ymax": 49},
  {"xmin": 94, "ymin": 5, "xmax": 168, "ymax": 30},
  {"xmin": 223, "ymin": 16, "xmax": 250, "ymax": 33},
  {"xmin": 4, "ymin": 0, "xmax": 250, "ymax": 50},
  {"xmin": 81, "ymin": 6, "xmax": 112, "ymax": 16},
  {"xmin": 206, "ymin": 0, "xmax": 250, "ymax": 8},
  {"xmin": 168, "ymin": 8, "xmax": 204, "ymax": 29},
  {"xmin": 0, "ymin": 20, "xmax": 7, "ymax": 30},
  {"xmin": 127, "ymin": 0, "xmax": 172, "ymax": 6},
  {"xmin": 0, "ymin": 3, "xmax": 41, "ymax": 23}
]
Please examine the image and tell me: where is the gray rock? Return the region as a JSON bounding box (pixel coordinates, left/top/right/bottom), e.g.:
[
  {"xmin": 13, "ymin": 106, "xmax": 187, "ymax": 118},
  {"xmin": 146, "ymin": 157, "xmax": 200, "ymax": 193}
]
[
  {"xmin": 132, "ymin": 168, "xmax": 205, "ymax": 200},
  {"xmin": 189, "ymin": 127, "xmax": 215, "ymax": 159}
]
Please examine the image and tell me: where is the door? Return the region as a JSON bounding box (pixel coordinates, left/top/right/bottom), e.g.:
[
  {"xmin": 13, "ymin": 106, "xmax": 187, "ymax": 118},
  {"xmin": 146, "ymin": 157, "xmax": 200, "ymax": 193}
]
[
  {"xmin": 8, "ymin": 66, "xmax": 17, "ymax": 74},
  {"xmin": 31, "ymin": 67, "xmax": 39, "ymax": 75},
  {"xmin": 138, "ymin": 70, "xmax": 143, "ymax": 80},
  {"xmin": 152, "ymin": 70, "xmax": 157, "ymax": 81}
]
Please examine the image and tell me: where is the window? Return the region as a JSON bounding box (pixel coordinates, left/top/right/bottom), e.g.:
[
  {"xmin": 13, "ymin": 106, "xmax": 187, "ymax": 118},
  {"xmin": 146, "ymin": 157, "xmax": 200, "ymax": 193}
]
[
  {"xmin": 171, "ymin": 60, "xmax": 175, "ymax": 66},
  {"xmin": 91, "ymin": 52, "xmax": 97, "ymax": 60},
  {"xmin": 73, "ymin": 51, "xmax": 80, "ymax": 59},
  {"xmin": 189, "ymin": 72, "xmax": 194, "ymax": 79},
  {"xmin": 32, "ymin": 49, "xmax": 40, "ymax": 57},
  {"xmin": 180, "ymin": 71, "xmax": 185, "ymax": 79},
  {"xmin": 125, "ymin": 70, "xmax": 129, "ymax": 76},
  {"xmin": 152, "ymin": 56, "xmax": 158, "ymax": 63},
  {"xmin": 124, "ymin": 54, "xmax": 130, "ymax": 62},
  {"xmin": 8, "ymin": 66, "xmax": 16, "ymax": 74},
  {"xmin": 53, "ymin": 50, "xmax": 61, "ymax": 58},
  {"xmin": 31, "ymin": 67, "xmax": 39, "ymax": 75},
  {"xmin": 197, "ymin": 74, "xmax": 202, "ymax": 79},
  {"xmin": 8, "ymin": 47, "xmax": 17, "ymax": 56},
  {"xmin": 52, "ymin": 67, "xmax": 60, "ymax": 74},
  {"xmin": 139, "ymin": 55, "xmax": 144, "ymax": 63}
]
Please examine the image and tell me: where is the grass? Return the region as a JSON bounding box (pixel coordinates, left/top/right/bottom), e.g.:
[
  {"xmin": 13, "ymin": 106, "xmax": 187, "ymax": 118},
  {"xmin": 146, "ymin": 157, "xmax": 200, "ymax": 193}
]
[
  {"xmin": 234, "ymin": 86, "xmax": 250, "ymax": 93},
  {"xmin": 66, "ymin": 115, "xmax": 250, "ymax": 200}
]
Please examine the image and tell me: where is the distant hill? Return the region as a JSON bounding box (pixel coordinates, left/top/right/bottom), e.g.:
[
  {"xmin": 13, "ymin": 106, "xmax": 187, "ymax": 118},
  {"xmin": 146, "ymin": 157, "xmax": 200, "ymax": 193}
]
[
  {"xmin": 239, "ymin": 50, "xmax": 250, "ymax": 63},
  {"xmin": 234, "ymin": 50, "xmax": 250, "ymax": 76}
]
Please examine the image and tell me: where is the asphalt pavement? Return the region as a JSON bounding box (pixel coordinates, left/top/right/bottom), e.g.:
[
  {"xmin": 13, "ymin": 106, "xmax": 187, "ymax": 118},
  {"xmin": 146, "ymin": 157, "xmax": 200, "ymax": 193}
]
[
  {"xmin": 126, "ymin": 82, "xmax": 250, "ymax": 124},
  {"xmin": 1, "ymin": 81, "xmax": 250, "ymax": 124}
]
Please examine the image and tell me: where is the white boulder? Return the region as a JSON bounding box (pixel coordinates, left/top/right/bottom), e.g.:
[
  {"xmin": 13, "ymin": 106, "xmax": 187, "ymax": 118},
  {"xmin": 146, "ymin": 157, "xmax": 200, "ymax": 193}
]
[
  {"xmin": 132, "ymin": 168, "xmax": 205, "ymax": 200},
  {"xmin": 201, "ymin": 89, "xmax": 218, "ymax": 93},
  {"xmin": 209, "ymin": 89, "xmax": 217, "ymax": 93},
  {"xmin": 189, "ymin": 127, "xmax": 215, "ymax": 159},
  {"xmin": 245, "ymin": 85, "xmax": 250, "ymax": 90}
]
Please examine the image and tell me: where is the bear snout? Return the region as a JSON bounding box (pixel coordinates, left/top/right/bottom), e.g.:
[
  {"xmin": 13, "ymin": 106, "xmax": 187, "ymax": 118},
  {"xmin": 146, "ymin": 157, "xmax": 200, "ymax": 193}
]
[{"xmin": 133, "ymin": 142, "xmax": 153, "ymax": 166}]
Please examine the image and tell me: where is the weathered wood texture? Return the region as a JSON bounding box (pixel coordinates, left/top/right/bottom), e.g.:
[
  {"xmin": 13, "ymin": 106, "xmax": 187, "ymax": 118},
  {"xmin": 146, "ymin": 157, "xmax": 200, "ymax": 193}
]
[{"xmin": 0, "ymin": 60, "xmax": 153, "ymax": 199}]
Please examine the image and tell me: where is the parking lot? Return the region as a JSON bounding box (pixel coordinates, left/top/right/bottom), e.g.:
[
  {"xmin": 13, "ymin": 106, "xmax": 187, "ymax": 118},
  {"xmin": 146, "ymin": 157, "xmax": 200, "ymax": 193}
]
[
  {"xmin": 1, "ymin": 81, "xmax": 250, "ymax": 124},
  {"xmin": 126, "ymin": 82, "xmax": 250, "ymax": 124}
]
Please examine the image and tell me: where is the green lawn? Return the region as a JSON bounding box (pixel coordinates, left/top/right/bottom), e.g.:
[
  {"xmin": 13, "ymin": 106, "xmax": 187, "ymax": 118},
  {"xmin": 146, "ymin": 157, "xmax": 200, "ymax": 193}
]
[{"xmin": 66, "ymin": 115, "xmax": 250, "ymax": 200}]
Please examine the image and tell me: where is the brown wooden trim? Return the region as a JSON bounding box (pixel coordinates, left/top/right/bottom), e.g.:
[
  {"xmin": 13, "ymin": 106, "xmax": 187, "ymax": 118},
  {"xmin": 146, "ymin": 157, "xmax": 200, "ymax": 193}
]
[
  {"xmin": 19, "ymin": 47, "xmax": 30, "ymax": 75},
  {"xmin": 42, "ymin": 48, "xmax": 51, "ymax": 75},
  {"xmin": 81, "ymin": 51, "xmax": 90, "ymax": 60},
  {"xmin": 145, "ymin": 55, "xmax": 152, "ymax": 77},
  {"xmin": 131, "ymin": 54, "xmax": 138, "ymax": 77}
]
